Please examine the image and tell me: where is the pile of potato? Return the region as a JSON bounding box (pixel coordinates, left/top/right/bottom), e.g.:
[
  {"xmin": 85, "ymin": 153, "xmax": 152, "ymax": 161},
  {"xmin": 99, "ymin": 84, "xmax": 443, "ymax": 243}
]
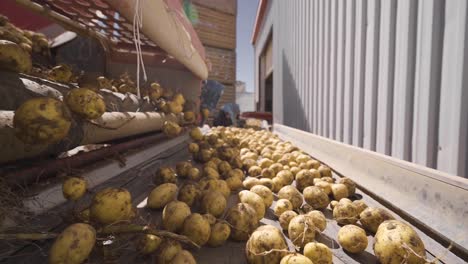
[{"xmin": 49, "ymin": 126, "xmax": 428, "ymax": 264}]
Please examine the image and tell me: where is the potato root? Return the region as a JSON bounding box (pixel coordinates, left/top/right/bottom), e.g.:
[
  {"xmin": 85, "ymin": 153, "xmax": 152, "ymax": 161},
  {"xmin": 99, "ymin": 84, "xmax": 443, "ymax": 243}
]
[
  {"xmin": 288, "ymin": 215, "xmax": 316, "ymax": 248},
  {"xmin": 246, "ymin": 225, "xmax": 288, "ymax": 264}
]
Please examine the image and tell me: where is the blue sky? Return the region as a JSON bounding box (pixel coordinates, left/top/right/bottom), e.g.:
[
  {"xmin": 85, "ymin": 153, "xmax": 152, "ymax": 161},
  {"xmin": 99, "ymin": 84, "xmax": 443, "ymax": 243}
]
[{"xmin": 236, "ymin": 0, "xmax": 259, "ymax": 92}]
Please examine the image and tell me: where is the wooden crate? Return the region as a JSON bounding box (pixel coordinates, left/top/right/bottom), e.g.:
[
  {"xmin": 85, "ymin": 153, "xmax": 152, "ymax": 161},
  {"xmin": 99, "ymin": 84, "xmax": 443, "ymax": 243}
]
[
  {"xmin": 193, "ymin": 3, "xmax": 236, "ymax": 49},
  {"xmin": 205, "ymin": 46, "xmax": 236, "ymax": 85},
  {"xmin": 192, "ymin": 0, "xmax": 237, "ymax": 15}
]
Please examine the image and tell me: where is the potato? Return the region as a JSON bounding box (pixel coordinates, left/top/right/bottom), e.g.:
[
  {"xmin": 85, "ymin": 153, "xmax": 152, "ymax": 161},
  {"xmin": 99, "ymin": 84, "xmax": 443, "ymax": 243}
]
[
  {"xmin": 306, "ymin": 210, "xmax": 327, "ymax": 232},
  {"xmin": 271, "ymin": 177, "xmax": 284, "ymax": 192},
  {"xmin": 333, "ymin": 201, "xmax": 358, "ymax": 225},
  {"xmin": 337, "ymin": 225, "xmax": 368, "ymax": 253},
  {"xmin": 147, "ymin": 183, "xmax": 178, "ymax": 209},
  {"xmin": 294, "ymin": 170, "xmax": 314, "ymax": 191},
  {"xmin": 318, "ymin": 165, "xmax": 332, "ymax": 177},
  {"xmin": 138, "ymin": 234, "xmax": 162, "ymax": 254},
  {"xmin": 250, "ymin": 185, "xmax": 273, "ymax": 207},
  {"xmin": 188, "ymin": 143, "xmax": 199, "ymax": 153},
  {"xmin": 190, "ymin": 127, "xmax": 203, "ymax": 141},
  {"xmin": 278, "ymin": 186, "xmax": 303, "ymax": 209},
  {"xmin": 258, "ymin": 178, "xmax": 274, "ymax": 189},
  {"xmin": 246, "ymin": 225, "xmax": 288, "ymax": 264},
  {"xmin": 374, "ymin": 220, "xmax": 426, "ymax": 264},
  {"xmin": 204, "ymin": 160, "xmax": 218, "ymax": 170},
  {"xmin": 353, "ymin": 200, "xmax": 368, "ymax": 215},
  {"xmin": 178, "ymin": 183, "xmax": 200, "ymax": 207},
  {"xmin": 307, "ymin": 160, "xmax": 320, "ymax": 169},
  {"xmin": 288, "ymin": 215, "xmax": 316, "ymax": 248},
  {"xmin": 248, "ymin": 166, "xmax": 262, "ymax": 177},
  {"xmin": 170, "ymin": 250, "xmax": 196, "ymax": 264},
  {"xmin": 304, "ymin": 242, "xmax": 332, "ymax": 264},
  {"xmin": 238, "ymin": 190, "xmax": 266, "ymax": 221},
  {"xmin": 226, "ymin": 175, "xmax": 243, "ymax": 191},
  {"xmin": 202, "ymin": 213, "xmax": 217, "ymax": 225},
  {"xmin": 90, "ymin": 188, "xmax": 133, "ymax": 224},
  {"xmin": 49, "ymin": 223, "xmax": 96, "ymax": 264},
  {"xmin": 243, "ymin": 177, "xmax": 261, "ymax": 189},
  {"xmin": 154, "ymin": 167, "xmax": 177, "ymax": 185},
  {"xmin": 269, "ymin": 163, "xmax": 284, "ymax": 174},
  {"xmin": 243, "ymin": 158, "xmax": 257, "ymax": 170},
  {"xmin": 320, "ymin": 177, "xmax": 335, "ymax": 183},
  {"xmin": 331, "ymin": 183, "xmax": 349, "ymax": 200},
  {"xmin": 62, "ymin": 177, "xmax": 87, "ymax": 201},
  {"xmin": 226, "ymin": 203, "xmax": 259, "ymax": 241},
  {"xmin": 338, "ymin": 177, "xmax": 357, "ymax": 196},
  {"xmin": 218, "ymin": 161, "xmax": 232, "ymax": 175},
  {"xmin": 198, "ymin": 149, "xmax": 213, "ymax": 162},
  {"xmin": 187, "ymin": 167, "xmax": 201, "ymax": 181},
  {"xmin": 330, "ymin": 200, "xmax": 338, "ymax": 210},
  {"xmin": 303, "ymin": 186, "xmax": 329, "ymax": 210},
  {"xmin": 279, "ymin": 210, "xmax": 298, "ymax": 230},
  {"xmin": 157, "ymin": 240, "xmax": 182, "ymax": 264},
  {"xmin": 276, "ymin": 170, "xmax": 294, "ymax": 185},
  {"xmin": 65, "ymin": 88, "xmax": 105, "ymax": 120},
  {"xmin": 258, "ymin": 158, "xmax": 274, "ymax": 169},
  {"xmin": 162, "ymin": 201, "xmax": 191, "ymax": 232},
  {"xmin": 14, "ymin": 97, "xmax": 71, "ymax": 144},
  {"xmin": 339, "ymin": 198, "xmax": 352, "ymax": 204},
  {"xmin": 201, "ymin": 191, "xmax": 226, "ymax": 217},
  {"xmin": 359, "ymin": 207, "xmax": 394, "ymax": 233},
  {"xmin": 176, "ymin": 161, "xmax": 192, "ymax": 178},
  {"xmin": 280, "ymin": 253, "xmax": 313, "ymax": 264},
  {"xmin": 203, "ymin": 166, "xmax": 220, "ymax": 179},
  {"xmin": 163, "ymin": 121, "xmax": 182, "ymax": 137},
  {"xmin": 0, "ymin": 40, "xmax": 32, "ymax": 73},
  {"xmin": 261, "ymin": 168, "xmax": 276, "ymax": 179},
  {"xmin": 181, "ymin": 213, "xmax": 211, "ymax": 246},
  {"xmin": 208, "ymin": 221, "xmax": 231, "ymax": 247},
  {"xmin": 290, "ymin": 167, "xmax": 301, "ymax": 176},
  {"xmin": 274, "ymin": 199, "xmax": 294, "ymax": 217}
]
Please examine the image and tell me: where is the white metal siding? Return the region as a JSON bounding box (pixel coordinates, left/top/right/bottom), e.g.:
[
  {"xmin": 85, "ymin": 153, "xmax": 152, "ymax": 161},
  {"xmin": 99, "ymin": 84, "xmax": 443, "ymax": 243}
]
[{"xmin": 254, "ymin": 0, "xmax": 468, "ymax": 178}]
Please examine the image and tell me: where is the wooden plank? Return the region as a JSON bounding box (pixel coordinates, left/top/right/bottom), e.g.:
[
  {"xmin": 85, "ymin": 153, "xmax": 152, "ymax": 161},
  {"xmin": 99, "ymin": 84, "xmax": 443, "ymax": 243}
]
[
  {"xmin": 363, "ymin": 0, "xmax": 381, "ymax": 151},
  {"xmin": 391, "ymin": 0, "xmax": 418, "ymax": 161},
  {"xmin": 412, "ymin": 0, "xmax": 444, "ymax": 168},
  {"xmin": 329, "ymin": 0, "xmax": 338, "ymax": 140},
  {"xmin": 205, "ymin": 46, "xmax": 236, "ymax": 85},
  {"xmin": 193, "ymin": 4, "xmax": 236, "ymax": 49},
  {"xmin": 192, "ymin": 0, "xmax": 237, "ymax": 15},
  {"xmin": 343, "ymin": 0, "xmax": 356, "ymax": 144},
  {"xmin": 437, "ymin": 0, "xmax": 468, "ymax": 178},
  {"xmin": 275, "ymin": 123, "xmax": 468, "ymax": 259},
  {"xmin": 335, "ymin": 0, "xmax": 346, "ymax": 141},
  {"xmin": 375, "ymin": 0, "xmax": 397, "ymax": 155}
]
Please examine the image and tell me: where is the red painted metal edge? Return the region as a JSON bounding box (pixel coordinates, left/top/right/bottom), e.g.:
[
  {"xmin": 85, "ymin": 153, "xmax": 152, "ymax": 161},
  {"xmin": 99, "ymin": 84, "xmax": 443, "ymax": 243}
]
[{"xmin": 251, "ymin": 0, "xmax": 268, "ymax": 45}]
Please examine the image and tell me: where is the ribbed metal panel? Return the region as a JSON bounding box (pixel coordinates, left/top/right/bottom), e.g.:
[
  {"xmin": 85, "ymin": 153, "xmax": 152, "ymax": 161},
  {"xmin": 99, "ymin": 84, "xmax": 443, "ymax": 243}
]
[{"xmin": 253, "ymin": 0, "xmax": 468, "ymax": 178}]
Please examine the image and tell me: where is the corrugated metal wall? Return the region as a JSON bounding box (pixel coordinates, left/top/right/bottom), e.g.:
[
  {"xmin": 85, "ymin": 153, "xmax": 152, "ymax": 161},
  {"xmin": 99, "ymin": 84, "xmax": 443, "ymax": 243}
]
[{"xmin": 254, "ymin": 0, "xmax": 468, "ymax": 178}]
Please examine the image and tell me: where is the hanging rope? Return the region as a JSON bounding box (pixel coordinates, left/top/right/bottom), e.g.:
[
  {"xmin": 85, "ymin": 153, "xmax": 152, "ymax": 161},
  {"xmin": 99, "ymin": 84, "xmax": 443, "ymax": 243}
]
[{"xmin": 133, "ymin": 0, "xmax": 147, "ymax": 99}]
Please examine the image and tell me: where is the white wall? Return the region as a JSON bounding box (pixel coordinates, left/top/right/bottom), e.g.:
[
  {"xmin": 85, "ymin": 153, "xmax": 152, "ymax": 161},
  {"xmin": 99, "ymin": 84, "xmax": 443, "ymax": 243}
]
[{"xmin": 254, "ymin": 0, "xmax": 468, "ymax": 178}]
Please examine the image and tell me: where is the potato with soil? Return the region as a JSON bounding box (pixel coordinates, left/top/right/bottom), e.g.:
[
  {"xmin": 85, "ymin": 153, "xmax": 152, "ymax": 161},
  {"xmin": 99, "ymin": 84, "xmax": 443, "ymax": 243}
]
[
  {"xmin": 188, "ymin": 143, "xmax": 199, "ymax": 154},
  {"xmin": 163, "ymin": 121, "xmax": 182, "ymax": 138},
  {"xmin": 178, "ymin": 183, "xmax": 200, "ymax": 207},
  {"xmin": 280, "ymin": 253, "xmax": 313, "ymax": 264},
  {"xmin": 203, "ymin": 166, "xmax": 220, "ymax": 179},
  {"xmin": 49, "ymin": 223, "xmax": 96, "ymax": 264},
  {"xmin": 353, "ymin": 200, "xmax": 368, "ymax": 215},
  {"xmin": 243, "ymin": 177, "xmax": 261, "ymax": 189},
  {"xmin": 359, "ymin": 207, "xmax": 395, "ymax": 233},
  {"xmin": 226, "ymin": 175, "xmax": 243, "ymax": 191},
  {"xmin": 331, "ymin": 183, "xmax": 349, "ymax": 201},
  {"xmin": 187, "ymin": 167, "xmax": 201, "ymax": 181},
  {"xmin": 181, "ymin": 213, "xmax": 211, "ymax": 246},
  {"xmin": 295, "ymin": 169, "xmax": 318, "ymax": 191},
  {"xmin": 279, "ymin": 210, "xmax": 298, "ymax": 230},
  {"xmin": 288, "ymin": 215, "xmax": 316, "ymax": 248},
  {"xmin": 226, "ymin": 203, "xmax": 259, "ymax": 241},
  {"xmin": 62, "ymin": 177, "xmax": 87, "ymax": 201},
  {"xmin": 258, "ymin": 178, "xmax": 274, "ymax": 190},
  {"xmin": 306, "ymin": 210, "xmax": 327, "ymax": 232},
  {"xmin": 248, "ymin": 166, "xmax": 262, "ymax": 177},
  {"xmin": 314, "ymin": 181, "xmax": 332, "ymax": 195},
  {"xmin": 246, "ymin": 225, "xmax": 288, "ymax": 264},
  {"xmin": 304, "ymin": 242, "xmax": 332, "ymax": 264},
  {"xmin": 175, "ymin": 161, "xmax": 192, "ymax": 178},
  {"xmin": 337, "ymin": 225, "xmax": 368, "ymax": 253},
  {"xmin": 274, "ymin": 199, "xmax": 294, "ymax": 217},
  {"xmin": 157, "ymin": 240, "xmax": 182, "ymax": 264},
  {"xmin": 147, "ymin": 183, "xmax": 178, "ymax": 209},
  {"xmin": 201, "ymin": 190, "xmax": 226, "ymax": 217},
  {"xmin": 276, "ymin": 170, "xmax": 295, "ymax": 185},
  {"xmin": 303, "ymin": 186, "xmax": 329, "ymax": 210},
  {"xmin": 169, "ymin": 250, "xmax": 196, "ymax": 264},
  {"xmin": 333, "ymin": 200, "xmax": 359, "ymax": 225},
  {"xmin": 65, "ymin": 88, "xmax": 105, "ymax": 120},
  {"xmin": 318, "ymin": 165, "xmax": 332, "ymax": 178},
  {"xmin": 154, "ymin": 167, "xmax": 177, "ymax": 185},
  {"xmin": 374, "ymin": 220, "xmax": 426, "ymax": 264},
  {"xmin": 278, "ymin": 186, "xmax": 303, "ymax": 209},
  {"xmin": 338, "ymin": 177, "xmax": 357, "ymax": 196},
  {"xmin": 162, "ymin": 201, "xmax": 191, "ymax": 232},
  {"xmin": 138, "ymin": 234, "xmax": 162, "ymax": 254},
  {"xmin": 238, "ymin": 190, "xmax": 265, "ymax": 221},
  {"xmin": 190, "ymin": 127, "xmax": 203, "ymax": 141},
  {"xmin": 14, "ymin": 97, "xmax": 71, "ymax": 144},
  {"xmin": 250, "ymin": 185, "xmax": 273, "ymax": 207},
  {"xmin": 208, "ymin": 221, "xmax": 231, "ymax": 247},
  {"xmin": 90, "ymin": 188, "xmax": 133, "ymax": 224}
]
